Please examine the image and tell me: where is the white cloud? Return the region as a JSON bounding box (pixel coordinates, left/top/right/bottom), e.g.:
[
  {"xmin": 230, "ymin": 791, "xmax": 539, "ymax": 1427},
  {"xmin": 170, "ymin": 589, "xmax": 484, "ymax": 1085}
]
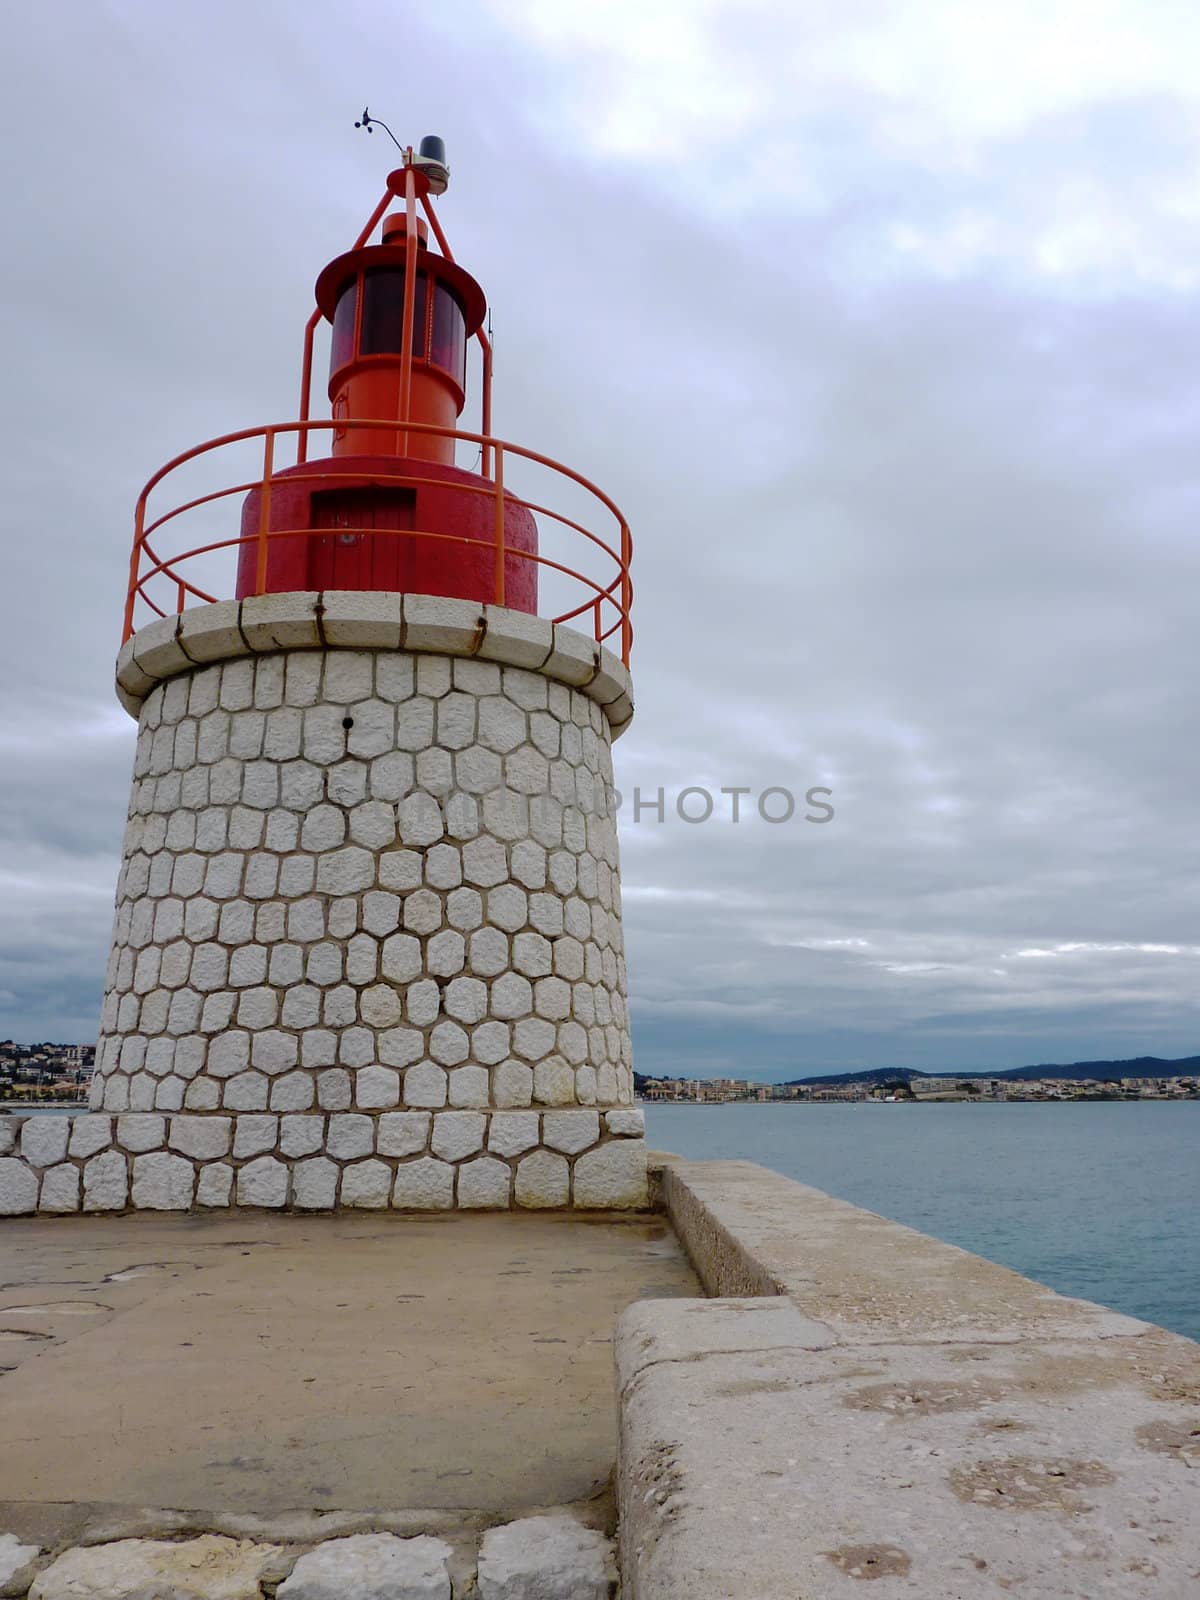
[{"xmin": 486, "ymin": 0, "xmax": 1200, "ymax": 285}]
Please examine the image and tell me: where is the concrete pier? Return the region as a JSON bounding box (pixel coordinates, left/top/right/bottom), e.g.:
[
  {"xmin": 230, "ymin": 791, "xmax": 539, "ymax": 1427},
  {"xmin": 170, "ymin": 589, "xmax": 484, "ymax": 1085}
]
[
  {"xmin": 618, "ymin": 1156, "xmax": 1200, "ymax": 1599},
  {"xmin": 1, "ymin": 1156, "xmax": 1197, "ymax": 1596}
]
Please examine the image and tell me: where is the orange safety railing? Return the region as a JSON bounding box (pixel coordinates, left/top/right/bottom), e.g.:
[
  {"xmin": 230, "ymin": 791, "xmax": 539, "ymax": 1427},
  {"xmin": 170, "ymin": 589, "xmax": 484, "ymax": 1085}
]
[{"xmin": 124, "ymin": 418, "xmax": 633, "ymax": 666}]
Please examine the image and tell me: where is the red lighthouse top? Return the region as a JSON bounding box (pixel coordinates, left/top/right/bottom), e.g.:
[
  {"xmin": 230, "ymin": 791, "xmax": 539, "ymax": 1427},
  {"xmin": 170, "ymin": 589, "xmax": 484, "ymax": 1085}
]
[{"xmin": 124, "ymin": 132, "xmax": 632, "ymax": 664}]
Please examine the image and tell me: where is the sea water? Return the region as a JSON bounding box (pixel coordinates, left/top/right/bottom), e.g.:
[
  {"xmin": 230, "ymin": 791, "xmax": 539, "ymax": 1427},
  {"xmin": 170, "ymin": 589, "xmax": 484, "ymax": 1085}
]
[{"xmin": 645, "ymin": 1100, "xmax": 1200, "ymax": 1343}]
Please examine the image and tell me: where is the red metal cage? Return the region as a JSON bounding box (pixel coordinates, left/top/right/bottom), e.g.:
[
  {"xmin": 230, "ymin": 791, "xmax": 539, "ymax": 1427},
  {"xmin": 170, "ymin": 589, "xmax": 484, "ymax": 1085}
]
[{"xmin": 124, "ymin": 418, "xmax": 633, "ymax": 664}]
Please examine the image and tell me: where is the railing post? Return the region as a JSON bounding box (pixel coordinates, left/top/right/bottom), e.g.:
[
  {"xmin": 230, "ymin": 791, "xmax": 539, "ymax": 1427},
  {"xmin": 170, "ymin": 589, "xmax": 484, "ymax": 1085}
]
[
  {"xmin": 397, "ymin": 162, "xmax": 418, "ymax": 458},
  {"xmin": 298, "ymin": 185, "xmax": 389, "ymax": 464},
  {"xmin": 123, "ymin": 497, "xmax": 145, "ymax": 643},
  {"xmin": 620, "ymin": 520, "xmax": 632, "ymax": 666},
  {"xmin": 593, "ymin": 598, "xmax": 602, "ymax": 643},
  {"xmin": 256, "ymin": 429, "xmax": 275, "ymax": 596},
  {"xmin": 493, "ymin": 444, "xmax": 506, "ymax": 608},
  {"xmin": 480, "ymin": 339, "xmax": 493, "ymax": 479},
  {"xmin": 296, "ymin": 313, "xmax": 319, "ymax": 465},
  {"xmin": 176, "ymin": 577, "xmax": 186, "ymax": 616}
]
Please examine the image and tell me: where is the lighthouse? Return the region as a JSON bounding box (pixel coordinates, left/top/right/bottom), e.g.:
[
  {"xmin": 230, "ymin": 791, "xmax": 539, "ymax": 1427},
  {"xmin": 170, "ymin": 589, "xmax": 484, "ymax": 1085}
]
[{"xmin": 88, "ymin": 136, "xmax": 645, "ymax": 1212}]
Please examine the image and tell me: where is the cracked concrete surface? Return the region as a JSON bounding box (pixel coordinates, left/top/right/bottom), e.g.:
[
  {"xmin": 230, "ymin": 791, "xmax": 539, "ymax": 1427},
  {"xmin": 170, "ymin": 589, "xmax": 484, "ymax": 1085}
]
[{"xmin": 0, "ymin": 1210, "xmax": 697, "ymax": 1549}]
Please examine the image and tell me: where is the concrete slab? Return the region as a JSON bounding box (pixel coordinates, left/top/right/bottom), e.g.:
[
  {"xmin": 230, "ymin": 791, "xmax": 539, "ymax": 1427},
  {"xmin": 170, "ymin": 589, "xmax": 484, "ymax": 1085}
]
[
  {"xmin": 618, "ymin": 1324, "xmax": 1200, "ymax": 1599},
  {"xmin": 0, "ymin": 1211, "xmax": 697, "ymax": 1537},
  {"xmin": 620, "ymin": 1157, "xmax": 1200, "ymax": 1600},
  {"xmin": 615, "ymin": 1296, "xmax": 835, "ymax": 1395}
]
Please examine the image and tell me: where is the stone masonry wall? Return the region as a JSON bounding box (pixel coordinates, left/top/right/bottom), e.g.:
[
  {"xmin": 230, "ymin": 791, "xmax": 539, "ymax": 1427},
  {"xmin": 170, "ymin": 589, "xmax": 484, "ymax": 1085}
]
[
  {"xmin": 92, "ymin": 646, "xmax": 633, "ymax": 1121},
  {"xmin": 0, "ymin": 1106, "xmax": 646, "ymax": 1214},
  {"xmin": 0, "ymin": 603, "xmax": 647, "ymax": 1214}
]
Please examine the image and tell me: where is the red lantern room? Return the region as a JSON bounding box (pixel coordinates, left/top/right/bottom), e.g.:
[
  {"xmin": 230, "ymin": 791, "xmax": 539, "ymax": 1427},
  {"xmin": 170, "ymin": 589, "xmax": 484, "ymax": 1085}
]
[
  {"xmin": 124, "ymin": 130, "xmax": 632, "ymax": 668},
  {"xmin": 234, "ymin": 135, "xmax": 538, "ymax": 611},
  {"xmin": 317, "ymin": 209, "xmax": 483, "ymax": 463}
]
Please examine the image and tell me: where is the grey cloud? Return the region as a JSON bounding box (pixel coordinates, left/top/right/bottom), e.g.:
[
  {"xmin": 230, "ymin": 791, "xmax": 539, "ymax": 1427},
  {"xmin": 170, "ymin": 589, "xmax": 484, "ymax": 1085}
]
[{"xmin": 1, "ymin": 0, "xmax": 1197, "ymax": 1075}]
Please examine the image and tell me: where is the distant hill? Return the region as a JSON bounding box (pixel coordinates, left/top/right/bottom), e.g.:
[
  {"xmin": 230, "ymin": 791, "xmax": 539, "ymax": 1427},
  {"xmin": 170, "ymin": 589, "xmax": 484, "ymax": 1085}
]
[
  {"xmin": 634, "ymin": 1055, "xmax": 1200, "ymax": 1093},
  {"xmin": 784, "ymin": 1055, "xmax": 1200, "ymax": 1087}
]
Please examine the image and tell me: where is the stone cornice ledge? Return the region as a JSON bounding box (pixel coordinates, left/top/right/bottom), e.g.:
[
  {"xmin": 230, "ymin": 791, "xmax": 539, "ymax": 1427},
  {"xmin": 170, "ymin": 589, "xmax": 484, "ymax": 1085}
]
[{"xmin": 115, "ymin": 593, "xmax": 634, "ymax": 736}]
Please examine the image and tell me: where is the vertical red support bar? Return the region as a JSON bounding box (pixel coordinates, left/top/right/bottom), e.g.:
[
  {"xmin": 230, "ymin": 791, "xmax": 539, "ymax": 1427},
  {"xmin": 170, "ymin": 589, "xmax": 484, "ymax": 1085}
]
[
  {"xmin": 296, "ymin": 310, "xmax": 320, "ymax": 465},
  {"xmin": 352, "ymin": 189, "xmax": 395, "ymax": 251},
  {"xmin": 419, "ymin": 193, "xmax": 452, "ymax": 258},
  {"xmin": 123, "ymin": 499, "xmax": 145, "ymax": 642},
  {"xmin": 480, "ymin": 336, "xmax": 494, "ymax": 479},
  {"xmin": 493, "ymin": 443, "xmax": 506, "ymax": 607},
  {"xmin": 420, "ymin": 190, "xmax": 494, "ymax": 479},
  {"xmin": 592, "ymin": 598, "xmax": 602, "ymax": 643},
  {"xmin": 620, "ymin": 521, "xmax": 632, "ymax": 665},
  {"xmin": 256, "ymin": 429, "xmax": 275, "ymax": 595},
  {"xmin": 298, "ymin": 187, "xmax": 391, "ymax": 464},
  {"xmin": 397, "ymin": 162, "xmax": 419, "ymax": 456}
]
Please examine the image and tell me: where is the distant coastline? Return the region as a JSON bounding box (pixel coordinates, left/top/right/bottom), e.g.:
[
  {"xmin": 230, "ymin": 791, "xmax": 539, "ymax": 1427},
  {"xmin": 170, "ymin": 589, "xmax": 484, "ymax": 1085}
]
[
  {"xmin": 637, "ymin": 1056, "xmax": 1200, "ymax": 1105},
  {"xmin": 636, "ymin": 1087, "xmax": 1200, "ymax": 1104}
]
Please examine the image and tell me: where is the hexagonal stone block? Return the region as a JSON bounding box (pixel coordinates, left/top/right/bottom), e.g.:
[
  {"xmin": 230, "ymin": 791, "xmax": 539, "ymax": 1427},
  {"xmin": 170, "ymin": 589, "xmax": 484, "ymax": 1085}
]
[
  {"xmin": 40, "ymin": 1163, "xmax": 81, "ymax": 1214},
  {"xmin": 196, "ymin": 1163, "xmax": 234, "ymax": 1207},
  {"xmin": 392, "ymin": 1157, "xmax": 454, "ymax": 1210},
  {"xmin": 19, "ymin": 1117, "xmax": 69, "ymax": 1167},
  {"xmin": 326, "ymin": 1114, "xmax": 374, "ymax": 1160},
  {"xmin": 83, "ymin": 1150, "xmax": 128, "ymax": 1212},
  {"xmin": 572, "ymin": 1140, "xmax": 647, "ymax": 1209},
  {"xmin": 404, "ymin": 1062, "xmax": 448, "ymax": 1109},
  {"xmin": 278, "ymin": 1533, "xmax": 452, "ymax": 1599},
  {"xmin": 514, "ymin": 1150, "xmax": 570, "ymax": 1209},
  {"xmin": 131, "ymin": 1151, "xmax": 196, "ymax": 1211},
  {"xmin": 477, "ymin": 1515, "xmax": 611, "ymax": 1600},
  {"xmin": 430, "ymin": 1112, "xmax": 485, "ymax": 1162},
  {"xmin": 29, "ymin": 1534, "xmax": 283, "ymax": 1600},
  {"xmin": 170, "ymin": 1115, "xmax": 232, "ymax": 1161},
  {"xmin": 543, "ymin": 1110, "xmax": 600, "ymax": 1156},
  {"xmin": 340, "ymin": 1159, "xmax": 393, "ymax": 1209},
  {"xmin": 341, "ymin": 1048, "xmax": 393, "ymax": 1101},
  {"xmin": 377, "ymin": 1112, "xmax": 431, "ymax": 1158},
  {"xmin": 291, "ymin": 1156, "xmax": 339, "ymax": 1210},
  {"xmin": 236, "ymin": 1156, "xmax": 288, "ymax": 1208},
  {"xmin": 116, "ymin": 1114, "xmax": 166, "ymax": 1154},
  {"xmin": 458, "ymin": 1156, "xmax": 512, "ymax": 1210},
  {"xmin": 0, "ymin": 1158, "xmax": 38, "ymax": 1216}
]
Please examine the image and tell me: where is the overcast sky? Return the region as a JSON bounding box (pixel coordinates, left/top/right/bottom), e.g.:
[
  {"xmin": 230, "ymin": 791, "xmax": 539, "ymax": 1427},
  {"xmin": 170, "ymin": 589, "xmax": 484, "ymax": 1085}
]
[{"xmin": 2, "ymin": 0, "xmax": 1199, "ymax": 1076}]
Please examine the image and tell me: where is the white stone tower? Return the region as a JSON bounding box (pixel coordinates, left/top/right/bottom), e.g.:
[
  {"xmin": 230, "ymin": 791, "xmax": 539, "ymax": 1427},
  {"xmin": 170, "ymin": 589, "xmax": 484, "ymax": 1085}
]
[{"xmin": 81, "ymin": 138, "xmax": 646, "ymax": 1211}]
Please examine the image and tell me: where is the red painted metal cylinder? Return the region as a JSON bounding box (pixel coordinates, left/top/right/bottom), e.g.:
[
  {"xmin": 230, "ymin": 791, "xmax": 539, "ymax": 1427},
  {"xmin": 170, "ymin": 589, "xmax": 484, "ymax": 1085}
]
[
  {"xmin": 330, "ymin": 365, "xmax": 460, "ymax": 463},
  {"xmin": 235, "ymin": 455, "xmax": 538, "ymax": 613}
]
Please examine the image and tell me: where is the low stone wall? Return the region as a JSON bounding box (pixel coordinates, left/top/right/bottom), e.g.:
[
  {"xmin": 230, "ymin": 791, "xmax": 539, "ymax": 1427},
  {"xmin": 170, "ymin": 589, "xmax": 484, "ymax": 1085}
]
[
  {"xmin": 0, "ymin": 1109, "xmax": 646, "ymax": 1213},
  {"xmin": 0, "ymin": 1516, "xmax": 614, "ymax": 1600},
  {"xmin": 618, "ymin": 1155, "xmax": 1200, "ymax": 1599}
]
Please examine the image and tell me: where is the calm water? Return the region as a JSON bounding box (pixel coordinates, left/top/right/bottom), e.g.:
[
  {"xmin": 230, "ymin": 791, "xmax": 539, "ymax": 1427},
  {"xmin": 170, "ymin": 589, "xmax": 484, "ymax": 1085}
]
[{"xmin": 646, "ymin": 1101, "xmax": 1200, "ymax": 1343}]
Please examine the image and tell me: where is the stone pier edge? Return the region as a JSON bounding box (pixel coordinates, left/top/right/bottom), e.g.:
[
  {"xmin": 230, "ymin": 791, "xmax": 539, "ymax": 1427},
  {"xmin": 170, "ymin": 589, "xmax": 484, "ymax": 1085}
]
[{"xmin": 616, "ymin": 1153, "xmax": 1200, "ymax": 1599}]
